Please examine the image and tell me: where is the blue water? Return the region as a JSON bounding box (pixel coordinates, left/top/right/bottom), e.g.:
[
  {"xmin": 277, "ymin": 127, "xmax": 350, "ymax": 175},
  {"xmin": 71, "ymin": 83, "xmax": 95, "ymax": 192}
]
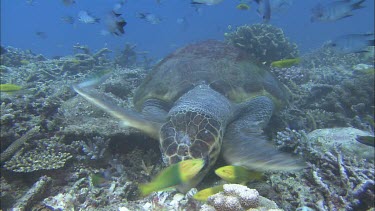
[{"xmin": 1, "ymin": 0, "xmax": 374, "ymax": 60}]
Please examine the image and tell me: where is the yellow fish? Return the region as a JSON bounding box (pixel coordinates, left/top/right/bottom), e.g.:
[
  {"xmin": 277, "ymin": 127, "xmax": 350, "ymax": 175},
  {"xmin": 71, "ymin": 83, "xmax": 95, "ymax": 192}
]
[
  {"xmin": 193, "ymin": 184, "xmax": 224, "ymax": 201},
  {"xmin": 215, "ymin": 165, "xmax": 263, "ymax": 184},
  {"xmin": 236, "ymin": 3, "xmax": 250, "ymax": 10},
  {"xmin": 139, "ymin": 158, "xmax": 205, "ymax": 196},
  {"xmin": 271, "ymin": 58, "xmax": 300, "ymax": 68},
  {"xmin": 0, "ymin": 84, "xmax": 22, "ymax": 93}
]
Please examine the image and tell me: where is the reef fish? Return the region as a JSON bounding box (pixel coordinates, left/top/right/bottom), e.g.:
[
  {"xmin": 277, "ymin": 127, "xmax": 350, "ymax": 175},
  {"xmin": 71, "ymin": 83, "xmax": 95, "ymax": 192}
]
[
  {"xmin": 0, "ymin": 84, "xmax": 22, "ymax": 93},
  {"xmin": 103, "ymin": 11, "xmax": 127, "ymax": 36},
  {"xmin": 311, "ymin": 0, "xmax": 365, "ymax": 22},
  {"xmin": 254, "ymin": 0, "xmax": 271, "ymax": 23},
  {"xmin": 215, "ymin": 165, "xmax": 263, "ymax": 184},
  {"xmin": 136, "ymin": 12, "xmax": 162, "ymax": 24},
  {"xmin": 193, "ymin": 185, "xmax": 224, "ymax": 201},
  {"xmin": 356, "ymin": 135, "xmax": 375, "ymax": 147},
  {"xmin": 78, "ymin": 11, "xmax": 100, "ymax": 24},
  {"xmin": 271, "ymin": 58, "xmax": 300, "ymax": 68},
  {"xmin": 138, "ymin": 159, "xmax": 205, "ymax": 196},
  {"xmin": 236, "ymin": 3, "xmax": 250, "ymax": 10},
  {"xmin": 328, "ymin": 33, "xmax": 375, "ymax": 54}
]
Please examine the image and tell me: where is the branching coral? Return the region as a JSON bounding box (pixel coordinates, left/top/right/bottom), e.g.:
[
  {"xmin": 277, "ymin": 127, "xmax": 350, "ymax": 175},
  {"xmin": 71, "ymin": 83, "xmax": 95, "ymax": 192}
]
[
  {"xmin": 269, "ymin": 127, "xmax": 374, "ymax": 210},
  {"xmin": 225, "ymin": 24, "xmax": 299, "ymax": 63},
  {"xmin": 0, "ymin": 126, "xmax": 40, "ymax": 163},
  {"xmin": 11, "ymin": 176, "xmax": 52, "ymax": 210}
]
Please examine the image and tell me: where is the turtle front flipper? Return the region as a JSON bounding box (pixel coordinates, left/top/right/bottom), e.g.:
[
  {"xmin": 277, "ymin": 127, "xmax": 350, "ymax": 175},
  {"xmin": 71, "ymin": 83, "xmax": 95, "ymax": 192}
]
[
  {"xmin": 223, "ymin": 96, "xmax": 305, "ymax": 171},
  {"xmin": 141, "ymin": 99, "xmax": 170, "ymax": 123},
  {"xmin": 73, "ymin": 84, "xmax": 162, "ymax": 140}
]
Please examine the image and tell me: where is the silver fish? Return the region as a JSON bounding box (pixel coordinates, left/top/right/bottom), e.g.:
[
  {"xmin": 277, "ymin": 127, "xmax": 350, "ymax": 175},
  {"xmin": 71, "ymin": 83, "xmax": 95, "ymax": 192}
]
[
  {"xmin": 78, "ymin": 11, "xmax": 100, "ymax": 24},
  {"xmin": 328, "ymin": 33, "xmax": 374, "ymax": 54},
  {"xmin": 103, "ymin": 11, "xmax": 127, "ymax": 36},
  {"xmin": 311, "ymin": 0, "xmax": 365, "ymax": 22}
]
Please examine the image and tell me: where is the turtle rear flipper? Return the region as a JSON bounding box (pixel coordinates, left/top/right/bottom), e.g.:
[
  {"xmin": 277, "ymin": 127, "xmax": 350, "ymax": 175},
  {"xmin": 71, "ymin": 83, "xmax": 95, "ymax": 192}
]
[
  {"xmin": 223, "ymin": 96, "xmax": 305, "ymax": 171},
  {"xmin": 73, "ymin": 85, "xmax": 162, "ymax": 140}
]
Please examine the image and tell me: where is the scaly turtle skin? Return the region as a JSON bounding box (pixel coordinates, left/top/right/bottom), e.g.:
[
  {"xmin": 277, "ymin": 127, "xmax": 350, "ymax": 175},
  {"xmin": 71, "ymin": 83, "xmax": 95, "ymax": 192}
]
[{"xmin": 73, "ymin": 40, "xmax": 304, "ymax": 192}]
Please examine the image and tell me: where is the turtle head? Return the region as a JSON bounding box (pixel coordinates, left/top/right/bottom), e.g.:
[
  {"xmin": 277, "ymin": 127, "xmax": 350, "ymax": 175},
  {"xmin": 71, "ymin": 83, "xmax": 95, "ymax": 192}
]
[
  {"xmin": 159, "ymin": 110, "xmax": 224, "ymax": 192},
  {"xmin": 158, "ymin": 85, "xmax": 232, "ymax": 191},
  {"xmin": 159, "ymin": 110, "xmax": 223, "ymax": 166}
]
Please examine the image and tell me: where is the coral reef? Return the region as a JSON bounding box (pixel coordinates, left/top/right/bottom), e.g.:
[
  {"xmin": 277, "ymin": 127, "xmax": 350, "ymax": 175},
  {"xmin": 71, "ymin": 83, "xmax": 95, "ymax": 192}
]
[
  {"xmin": 0, "ymin": 126, "xmax": 40, "ymax": 163},
  {"xmin": 114, "ymin": 43, "xmax": 154, "ymax": 69},
  {"xmin": 270, "ymin": 66, "xmax": 310, "ymax": 86},
  {"xmin": 0, "ymin": 46, "xmax": 46, "ymax": 67},
  {"xmin": 0, "ymin": 42, "xmax": 374, "ymax": 211},
  {"xmin": 277, "ymin": 48, "xmax": 374, "ymax": 132},
  {"xmin": 269, "ymin": 127, "xmax": 374, "ymax": 210},
  {"xmin": 201, "ymin": 184, "xmax": 281, "ymax": 211},
  {"xmin": 225, "ymin": 24, "xmax": 299, "ymax": 63},
  {"xmin": 11, "ymin": 176, "xmax": 52, "ymax": 210},
  {"xmin": 3, "ymin": 137, "xmax": 73, "ymax": 172}
]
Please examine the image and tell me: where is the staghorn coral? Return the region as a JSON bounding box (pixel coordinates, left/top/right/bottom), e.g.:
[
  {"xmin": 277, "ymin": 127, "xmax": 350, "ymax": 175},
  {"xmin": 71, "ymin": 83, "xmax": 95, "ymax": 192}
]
[
  {"xmin": 80, "ymin": 136, "xmax": 110, "ymax": 160},
  {"xmin": 225, "ymin": 24, "xmax": 299, "ymax": 63},
  {"xmin": 268, "ymin": 127, "xmax": 374, "ymax": 210},
  {"xmin": 201, "ymin": 184, "xmax": 281, "ymax": 211},
  {"xmin": 0, "ymin": 126, "xmax": 40, "ymax": 163},
  {"xmin": 11, "ymin": 176, "xmax": 52, "ymax": 210}
]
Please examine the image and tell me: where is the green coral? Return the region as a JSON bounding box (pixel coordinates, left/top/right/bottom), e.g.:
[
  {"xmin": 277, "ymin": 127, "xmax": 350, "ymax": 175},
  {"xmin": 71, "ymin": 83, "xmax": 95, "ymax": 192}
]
[{"xmin": 225, "ymin": 24, "xmax": 299, "ymax": 64}]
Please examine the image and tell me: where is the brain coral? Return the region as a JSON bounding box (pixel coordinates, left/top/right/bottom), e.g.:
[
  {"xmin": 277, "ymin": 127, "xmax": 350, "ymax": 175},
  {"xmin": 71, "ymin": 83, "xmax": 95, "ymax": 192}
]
[
  {"xmin": 201, "ymin": 184, "xmax": 281, "ymax": 211},
  {"xmin": 225, "ymin": 24, "xmax": 299, "ymax": 64}
]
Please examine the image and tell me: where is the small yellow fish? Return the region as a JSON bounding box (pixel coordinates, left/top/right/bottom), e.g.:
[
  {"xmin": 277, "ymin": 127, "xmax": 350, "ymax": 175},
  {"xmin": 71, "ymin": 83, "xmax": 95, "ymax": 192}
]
[
  {"xmin": 193, "ymin": 184, "xmax": 224, "ymax": 201},
  {"xmin": 139, "ymin": 158, "xmax": 205, "ymax": 196},
  {"xmin": 271, "ymin": 58, "xmax": 301, "ymax": 68},
  {"xmin": 236, "ymin": 3, "xmax": 250, "ymax": 10},
  {"xmin": 0, "ymin": 84, "xmax": 22, "ymax": 93},
  {"xmin": 215, "ymin": 165, "xmax": 263, "ymax": 184}
]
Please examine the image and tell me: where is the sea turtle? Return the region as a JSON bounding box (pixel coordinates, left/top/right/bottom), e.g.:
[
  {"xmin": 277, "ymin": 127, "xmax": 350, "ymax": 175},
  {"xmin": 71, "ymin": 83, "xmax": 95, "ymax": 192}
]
[{"xmin": 73, "ymin": 40, "xmax": 304, "ymax": 192}]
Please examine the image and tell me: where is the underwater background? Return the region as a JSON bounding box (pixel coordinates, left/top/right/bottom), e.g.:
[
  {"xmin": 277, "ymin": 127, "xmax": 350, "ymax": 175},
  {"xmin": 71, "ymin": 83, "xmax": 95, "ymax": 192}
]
[
  {"xmin": 1, "ymin": 0, "xmax": 374, "ymax": 59},
  {"xmin": 1, "ymin": 0, "xmax": 374, "ymax": 211}
]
